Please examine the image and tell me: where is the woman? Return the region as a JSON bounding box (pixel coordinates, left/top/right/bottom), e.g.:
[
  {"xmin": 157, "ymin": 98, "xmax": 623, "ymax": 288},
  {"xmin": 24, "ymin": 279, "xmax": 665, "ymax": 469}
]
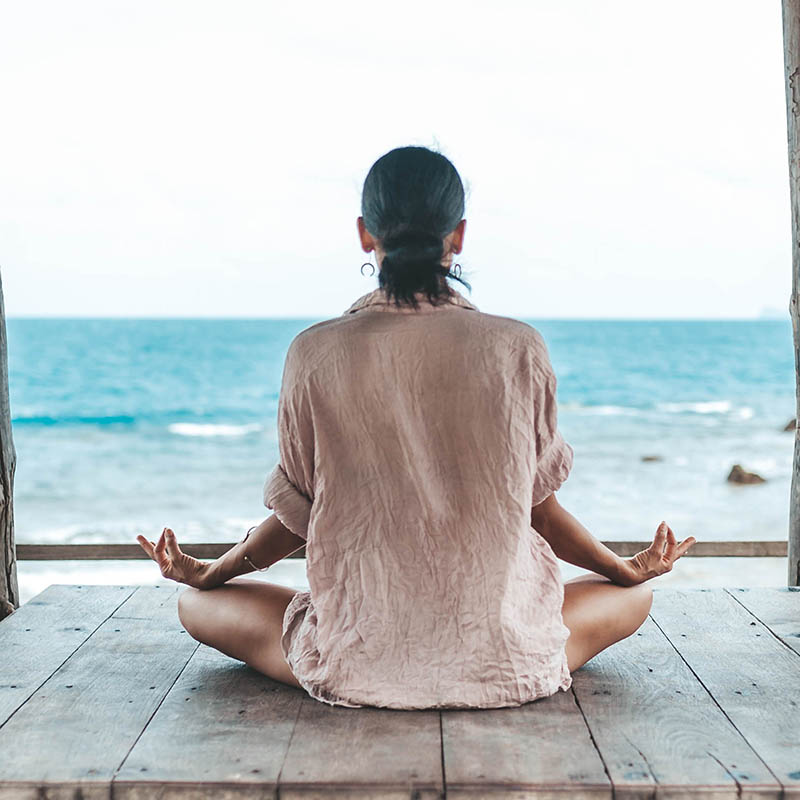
[{"xmin": 137, "ymin": 145, "xmax": 696, "ymax": 709}]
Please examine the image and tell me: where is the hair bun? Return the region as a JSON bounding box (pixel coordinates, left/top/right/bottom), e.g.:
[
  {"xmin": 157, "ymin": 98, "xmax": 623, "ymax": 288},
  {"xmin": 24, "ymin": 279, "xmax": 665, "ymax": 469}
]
[
  {"xmin": 383, "ymin": 227, "xmax": 439, "ymax": 249},
  {"xmin": 382, "ymin": 228, "xmax": 442, "ymax": 260}
]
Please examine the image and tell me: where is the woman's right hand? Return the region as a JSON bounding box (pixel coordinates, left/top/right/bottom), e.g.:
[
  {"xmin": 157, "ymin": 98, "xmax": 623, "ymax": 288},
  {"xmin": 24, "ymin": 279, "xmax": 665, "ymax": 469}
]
[
  {"xmin": 136, "ymin": 527, "xmax": 213, "ymax": 590},
  {"xmin": 620, "ymin": 521, "xmax": 696, "ymax": 586}
]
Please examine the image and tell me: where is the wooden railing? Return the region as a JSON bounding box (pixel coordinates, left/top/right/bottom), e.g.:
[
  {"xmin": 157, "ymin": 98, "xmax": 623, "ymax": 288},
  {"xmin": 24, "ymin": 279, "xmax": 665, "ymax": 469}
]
[{"xmin": 14, "ymin": 540, "xmax": 789, "ymax": 561}]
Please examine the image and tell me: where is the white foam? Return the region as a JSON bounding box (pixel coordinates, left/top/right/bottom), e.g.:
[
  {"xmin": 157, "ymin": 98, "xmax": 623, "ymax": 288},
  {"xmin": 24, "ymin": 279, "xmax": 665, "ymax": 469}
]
[
  {"xmin": 657, "ymin": 401, "xmax": 731, "ymax": 414},
  {"xmin": 168, "ymin": 422, "xmax": 263, "ymax": 437},
  {"xmin": 560, "ymin": 403, "xmax": 641, "ymax": 416}
]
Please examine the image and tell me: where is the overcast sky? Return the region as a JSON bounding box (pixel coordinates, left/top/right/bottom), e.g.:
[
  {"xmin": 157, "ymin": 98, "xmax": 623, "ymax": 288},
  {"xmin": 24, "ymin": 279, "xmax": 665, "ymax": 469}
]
[{"xmin": 0, "ymin": 1, "xmax": 791, "ymax": 319}]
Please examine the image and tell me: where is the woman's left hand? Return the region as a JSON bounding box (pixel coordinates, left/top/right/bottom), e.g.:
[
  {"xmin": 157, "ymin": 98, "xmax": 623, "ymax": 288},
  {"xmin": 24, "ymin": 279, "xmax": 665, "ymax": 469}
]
[
  {"xmin": 136, "ymin": 527, "xmax": 211, "ymax": 589},
  {"xmin": 620, "ymin": 521, "xmax": 696, "ymax": 586}
]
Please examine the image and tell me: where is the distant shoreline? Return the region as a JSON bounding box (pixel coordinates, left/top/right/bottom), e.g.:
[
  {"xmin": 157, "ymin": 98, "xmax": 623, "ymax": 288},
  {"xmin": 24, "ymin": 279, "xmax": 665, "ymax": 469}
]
[{"xmin": 4, "ymin": 316, "xmax": 794, "ymax": 323}]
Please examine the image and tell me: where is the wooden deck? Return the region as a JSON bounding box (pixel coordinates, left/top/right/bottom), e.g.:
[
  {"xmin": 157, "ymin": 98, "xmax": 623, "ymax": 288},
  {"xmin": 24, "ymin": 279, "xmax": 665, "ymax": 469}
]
[{"xmin": 0, "ymin": 584, "xmax": 798, "ymax": 799}]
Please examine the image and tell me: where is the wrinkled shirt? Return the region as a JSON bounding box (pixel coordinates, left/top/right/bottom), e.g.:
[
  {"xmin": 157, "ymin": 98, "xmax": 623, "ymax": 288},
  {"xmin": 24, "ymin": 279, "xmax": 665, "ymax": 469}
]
[{"xmin": 262, "ymin": 285, "xmax": 574, "ymax": 709}]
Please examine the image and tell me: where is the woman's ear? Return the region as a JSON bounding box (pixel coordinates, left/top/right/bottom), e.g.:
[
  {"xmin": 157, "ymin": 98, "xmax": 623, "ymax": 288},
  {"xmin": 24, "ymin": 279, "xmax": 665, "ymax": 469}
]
[
  {"xmin": 449, "ymin": 219, "xmax": 467, "ymax": 255},
  {"xmin": 357, "ymin": 216, "xmax": 376, "ymax": 254}
]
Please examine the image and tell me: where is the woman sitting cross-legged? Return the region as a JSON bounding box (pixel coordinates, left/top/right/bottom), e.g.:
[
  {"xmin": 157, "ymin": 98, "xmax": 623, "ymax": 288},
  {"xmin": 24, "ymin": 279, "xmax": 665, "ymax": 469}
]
[{"xmin": 137, "ymin": 145, "xmax": 696, "ymax": 710}]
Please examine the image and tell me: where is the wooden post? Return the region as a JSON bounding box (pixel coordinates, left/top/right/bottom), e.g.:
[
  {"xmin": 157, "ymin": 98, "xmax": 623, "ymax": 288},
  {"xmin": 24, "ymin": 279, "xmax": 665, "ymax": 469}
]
[
  {"xmin": 0, "ymin": 268, "xmax": 18, "ymax": 617},
  {"xmin": 783, "ymin": 0, "xmax": 800, "ymax": 586}
]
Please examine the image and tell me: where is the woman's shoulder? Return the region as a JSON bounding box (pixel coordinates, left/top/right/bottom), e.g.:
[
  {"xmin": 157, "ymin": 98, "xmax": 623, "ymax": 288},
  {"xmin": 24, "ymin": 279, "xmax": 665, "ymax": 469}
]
[
  {"xmin": 471, "ymin": 312, "xmax": 557, "ymax": 383},
  {"xmin": 471, "ymin": 310, "xmax": 548, "ymax": 352},
  {"xmin": 281, "ymin": 315, "xmax": 357, "ymax": 377},
  {"xmin": 284, "ymin": 305, "xmax": 552, "ymax": 374}
]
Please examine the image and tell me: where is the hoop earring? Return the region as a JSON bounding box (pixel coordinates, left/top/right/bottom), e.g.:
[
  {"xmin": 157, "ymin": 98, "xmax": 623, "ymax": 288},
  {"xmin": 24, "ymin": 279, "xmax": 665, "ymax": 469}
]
[
  {"xmin": 361, "ymin": 261, "xmax": 376, "ymax": 277},
  {"xmin": 452, "ymin": 263, "xmax": 462, "ymax": 280}
]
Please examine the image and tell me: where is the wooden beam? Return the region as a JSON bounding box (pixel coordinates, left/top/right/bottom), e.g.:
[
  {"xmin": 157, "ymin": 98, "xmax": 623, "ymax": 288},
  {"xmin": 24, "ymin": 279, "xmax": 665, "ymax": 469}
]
[
  {"xmin": 13, "ymin": 539, "xmax": 789, "ymax": 561},
  {"xmin": 783, "ymin": 0, "xmax": 800, "ymax": 586},
  {"xmin": 15, "ymin": 542, "xmax": 286, "ymax": 561},
  {"xmin": 0, "ymin": 269, "xmax": 17, "ymax": 618}
]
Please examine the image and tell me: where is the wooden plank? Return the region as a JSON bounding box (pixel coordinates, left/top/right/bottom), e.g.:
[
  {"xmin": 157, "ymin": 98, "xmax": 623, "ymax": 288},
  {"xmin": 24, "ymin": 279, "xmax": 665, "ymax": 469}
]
[
  {"xmin": 13, "ymin": 541, "xmax": 788, "ymax": 561},
  {"xmin": 279, "ymin": 696, "xmax": 443, "ymax": 800},
  {"xmin": 725, "ymin": 586, "xmax": 800, "ymax": 657},
  {"xmin": 442, "ymin": 687, "xmax": 610, "ymax": 799},
  {"xmin": 110, "ymin": 581, "xmax": 187, "ymax": 619},
  {"xmin": 114, "ymin": 644, "xmax": 303, "ymax": 800},
  {"xmin": 572, "ymin": 603, "xmax": 779, "ymax": 799},
  {"xmin": 0, "ymin": 584, "xmax": 197, "ymax": 800},
  {"xmin": 0, "ymin": 583, "xmax": 134, "ymax": 726},
  {"xmin": 649, "ymin": 587, "xmax": 800, "ymax": 798}
]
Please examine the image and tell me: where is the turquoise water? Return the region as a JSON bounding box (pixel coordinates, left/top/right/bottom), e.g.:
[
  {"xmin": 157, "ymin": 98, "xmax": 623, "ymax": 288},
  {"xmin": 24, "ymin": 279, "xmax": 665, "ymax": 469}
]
[{"xmin": 8, "ymin": 316, "xmax": 796, "ymax": 548}]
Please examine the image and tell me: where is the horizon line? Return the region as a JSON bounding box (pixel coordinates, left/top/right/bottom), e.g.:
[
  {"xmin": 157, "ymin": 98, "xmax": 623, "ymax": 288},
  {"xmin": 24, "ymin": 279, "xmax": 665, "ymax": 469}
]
[{"xmin": 4, "ymin": 314, "xmax": 791, "ymax": 322}]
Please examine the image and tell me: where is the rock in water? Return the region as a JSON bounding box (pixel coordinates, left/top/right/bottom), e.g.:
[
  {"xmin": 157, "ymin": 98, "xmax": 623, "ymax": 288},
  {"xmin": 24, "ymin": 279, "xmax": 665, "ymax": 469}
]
[
  {"xmin": 727, "ymin": 464, "xmax": 766, "ymax": 485},
  {"xmin": 784, "ymin": 417, "xmax": 796, "ymax": 432},
  {"xmin": 641, "ymin": 455, "xmax": 663, "ymax": 462}
]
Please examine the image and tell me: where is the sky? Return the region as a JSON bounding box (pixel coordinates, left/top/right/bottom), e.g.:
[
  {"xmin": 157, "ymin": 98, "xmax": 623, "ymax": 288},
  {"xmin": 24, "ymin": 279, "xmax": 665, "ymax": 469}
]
[{"xmin": 0, "ymin": 0, "xmax": 793, "ymax": 319}]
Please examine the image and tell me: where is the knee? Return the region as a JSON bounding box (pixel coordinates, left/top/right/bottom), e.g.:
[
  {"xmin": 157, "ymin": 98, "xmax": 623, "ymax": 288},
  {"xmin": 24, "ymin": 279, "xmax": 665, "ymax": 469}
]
[
  {"xmin": 629, "ymin": 582, "xmax": 654, "ymax": 626},
  {"xmin": 177, "ymin": 586, "xmax": 203, "ymax": 636}
]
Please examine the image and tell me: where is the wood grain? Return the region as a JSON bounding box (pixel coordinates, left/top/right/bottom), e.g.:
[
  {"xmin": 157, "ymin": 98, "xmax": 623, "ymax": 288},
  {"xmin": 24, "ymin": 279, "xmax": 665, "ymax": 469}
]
[
  {"xmin": 13, "ymin": 540, "xmax": 788, "ymax": 562},
  {"xmin": 725, "ymin": 586, "xmax": 800, "ymax": 656},
  {"xmin": 572, "ymin": 599, "xmax": 779, "ymax": 799},
  {"xmin": 442, "ymin": 686, "xmax": 609, "ymax": 799},
  {"xmin": 115, "ymin": 643, "xmax": 304, "ymax": 800},
  {"xmin": 782, "ymin": 0, "xmax": 800, "ymax": 587},
  {"xmin": 0, "ymin": 269, "xmax": 17, "ymax": 618},
  {"xmin": 649, "ymin": 587, "xmax": 800, "ymax": 798},
  {"xmin": 0, "ymin": 583, "xmax": 134, "ymax": 726},
  {"xmin": 0, "ymin": 585, "xmax": 197, "ymax": 800},
  {"xmin": 279, "ymin": 696, "xmax": 443, "ymax": 800}
]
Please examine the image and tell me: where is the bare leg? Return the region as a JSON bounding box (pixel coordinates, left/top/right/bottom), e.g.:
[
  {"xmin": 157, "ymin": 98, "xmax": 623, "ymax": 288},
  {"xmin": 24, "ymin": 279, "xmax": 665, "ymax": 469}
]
[
  {"xmin": 177, "ymin": 571, "xmax": 651, "ymax": 692},
  {"xmin": 177, "ymin": 577, "xmax": 305, "ymax": 690},
  {"xmin": 562, "ymin": 572, "xmax": 653, "ymax": 672}
]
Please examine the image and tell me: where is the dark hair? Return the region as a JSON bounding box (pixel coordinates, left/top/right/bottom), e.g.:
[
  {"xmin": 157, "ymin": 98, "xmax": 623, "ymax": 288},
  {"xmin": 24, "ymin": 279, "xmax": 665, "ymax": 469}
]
[{"xmin": 361, "ymin": 145, "xmax": 472, "ymax": 309}]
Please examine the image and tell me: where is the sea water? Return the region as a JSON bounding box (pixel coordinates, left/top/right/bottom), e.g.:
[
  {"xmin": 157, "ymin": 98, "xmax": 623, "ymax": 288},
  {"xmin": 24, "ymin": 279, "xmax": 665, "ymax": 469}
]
[{"xmin": 8, "ymin": 316, "xmax": 796, "ymax": 596}]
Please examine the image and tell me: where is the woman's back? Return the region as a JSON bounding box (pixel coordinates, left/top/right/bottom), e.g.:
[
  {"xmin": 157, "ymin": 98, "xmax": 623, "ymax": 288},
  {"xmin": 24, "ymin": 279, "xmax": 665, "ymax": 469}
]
[
  {"xmin": 265, "ymin": 286, "xmax": 575, "ymax": 709},
  {"xmin": 162, "ymin": 145, "xmax": 685, "ymax": 712}
]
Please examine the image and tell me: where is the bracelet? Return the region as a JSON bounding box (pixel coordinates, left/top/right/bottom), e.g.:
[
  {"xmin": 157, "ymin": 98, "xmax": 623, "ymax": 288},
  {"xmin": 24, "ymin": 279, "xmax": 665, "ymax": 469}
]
[{"xmin": 241, "ymin": 525, "xmax": 270, "ymax": 572}]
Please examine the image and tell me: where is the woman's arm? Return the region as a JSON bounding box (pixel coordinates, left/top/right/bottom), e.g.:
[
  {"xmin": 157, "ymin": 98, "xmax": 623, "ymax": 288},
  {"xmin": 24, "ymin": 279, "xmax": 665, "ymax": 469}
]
[
  {"xmin": 530, "ymin": 493, "xmax": 633, "ymax": 585},
  {"xmin": 200, "ymin": 513, "xmax": 306, "ymax": 589}
]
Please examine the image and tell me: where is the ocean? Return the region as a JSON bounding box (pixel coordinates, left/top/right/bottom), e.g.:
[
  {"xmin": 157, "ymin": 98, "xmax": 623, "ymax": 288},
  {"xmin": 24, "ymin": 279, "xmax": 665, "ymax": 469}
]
[{"xmin": 7, "ymin": 315, "xmax": 797, "ymax": 597}]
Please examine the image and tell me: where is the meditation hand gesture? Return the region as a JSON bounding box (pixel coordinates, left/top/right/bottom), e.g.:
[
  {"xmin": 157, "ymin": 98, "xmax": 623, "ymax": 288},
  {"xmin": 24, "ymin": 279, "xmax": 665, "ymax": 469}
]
[
  {"xmin": 136, "ymin": 527, "xmax": 211, "ymax": 590},
  {"xmin": 621, "ymin": 521, "xmax": 696, "ymax": 586}
]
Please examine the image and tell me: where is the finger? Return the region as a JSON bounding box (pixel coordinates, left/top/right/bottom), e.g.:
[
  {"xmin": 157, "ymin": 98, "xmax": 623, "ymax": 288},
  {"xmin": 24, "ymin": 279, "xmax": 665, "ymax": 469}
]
[
  {"xmin": 651, "ymin": 521, "xmax": 667, "ymax": 552},
  {"xmin": 164, "ymin": 528, "xmax": 182, "ymax": 559},
  {"xmin": 153, "ymin": 531, "xmax": 172, "ymax": 569},
  {"xmin": 167, "ymin": 528, "xmax": 183, "ymax": 561},
  {"xmin": 676, "ymin": 536, "xmax": 697, "ymax": 558},
  {"xmin": 663, "ymin": 526, "xmax": 677, "ymax": 557},
  {"xmin": 136, "ymin": 535, "xmax": 156, "ymax": 560}
]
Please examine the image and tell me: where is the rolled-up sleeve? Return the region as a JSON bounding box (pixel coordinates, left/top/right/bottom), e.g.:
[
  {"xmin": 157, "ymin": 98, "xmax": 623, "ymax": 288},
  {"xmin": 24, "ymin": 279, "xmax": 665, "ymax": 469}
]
[
  {"xmin": 263, "ymin": 337, "xmax": 315, "ymax": 540},
  {"xmin": 528, "ymin": 331, "xmax": 574, "ymax": 508}
]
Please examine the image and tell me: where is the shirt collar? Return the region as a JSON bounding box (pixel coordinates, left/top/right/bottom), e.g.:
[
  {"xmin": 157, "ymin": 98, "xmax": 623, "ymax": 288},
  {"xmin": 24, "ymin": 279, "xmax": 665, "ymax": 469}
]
[{"xmin": 343, "ymin": 286, "xmax": 479, "ymax": 315}]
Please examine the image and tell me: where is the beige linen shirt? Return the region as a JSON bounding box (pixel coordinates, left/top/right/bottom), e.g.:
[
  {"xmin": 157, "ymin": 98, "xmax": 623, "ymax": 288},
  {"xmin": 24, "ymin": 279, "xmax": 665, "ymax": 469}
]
[{"xmin": 263, "ymin": 285, "xmax": 574, "ymax": 709}]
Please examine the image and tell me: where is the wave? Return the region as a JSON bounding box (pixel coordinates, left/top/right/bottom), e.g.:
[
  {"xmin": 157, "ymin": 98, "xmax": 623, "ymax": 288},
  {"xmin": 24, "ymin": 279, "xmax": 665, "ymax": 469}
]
[
  {"xmin": 560, "ymin": 403, "xmax": 643, "ymax": 416},
  {"xmin": 656, "ymin": 401, "xmax": 731, "ymax": 414},
  {"xmin": 561, "ymin": 400, "xmax": 755, "ymax": 419},
  {"xmin": 13, "ymin": 414, "xmax": 137, "ymax": 426},
  {"xmin": 168, "ymin": 422, "xmax": 263, "ymax": 437}
]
